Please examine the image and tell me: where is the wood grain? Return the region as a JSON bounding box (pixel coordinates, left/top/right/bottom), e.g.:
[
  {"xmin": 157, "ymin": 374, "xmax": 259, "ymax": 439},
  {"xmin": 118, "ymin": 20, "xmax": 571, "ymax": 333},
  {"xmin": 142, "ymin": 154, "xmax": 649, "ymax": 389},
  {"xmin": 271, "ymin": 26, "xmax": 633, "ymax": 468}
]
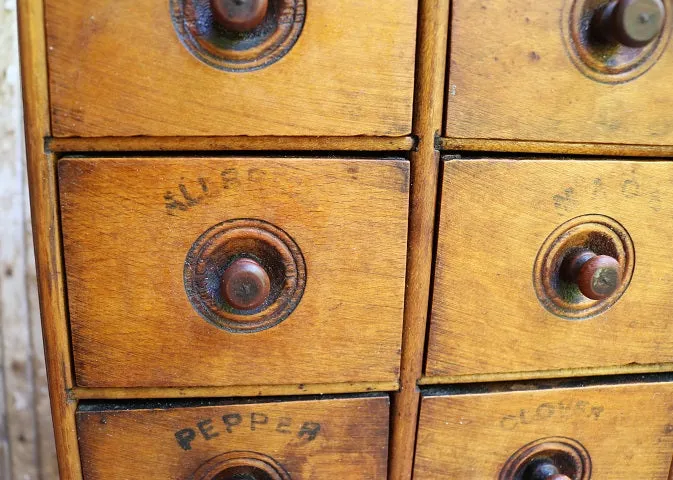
[
  {"xmin": 427, "ymin": 159, "xmax": 673, "ymax": 380},
  {"xmin": 47, "ymin": 136, "xmax": 416, "ymax": 153},
  {"xmin": 70, "ymin": 381, "xmax": 399, "ymax": 400},
  {"xmin": 59, "ymin": 157, "xmax": 409, "ymax": 388},
  {"xmin": 23, "ymin": 167, "xmax": 60, "ymax": 480},
  {"xmin": 389, "ymin": 0, "xmax": 450, "ymax": 479},
  {"xmin": 419, "ymin": 363, "xmax": 673, "ymax": 385},
  {"xmin": 17, "ymin": 0, "xmax": 83, "ymax": 476},
  {"xmin": 445, "ymin": 0, "xmax": 673, "ymax": 145},
  {"xmin": 44, "ymin": 0, "xmax": 417, "ymax": 137},
  {"xmin": 414, "ymin": 382, "xmax": 673, "ymax": 479},
  {"xmin": 441, "ymin": 138, "xmax": 673, "ymax": 158},
  {"xmin": 77, "ymin": 395, "xmax": 390, "ymax": 479}
]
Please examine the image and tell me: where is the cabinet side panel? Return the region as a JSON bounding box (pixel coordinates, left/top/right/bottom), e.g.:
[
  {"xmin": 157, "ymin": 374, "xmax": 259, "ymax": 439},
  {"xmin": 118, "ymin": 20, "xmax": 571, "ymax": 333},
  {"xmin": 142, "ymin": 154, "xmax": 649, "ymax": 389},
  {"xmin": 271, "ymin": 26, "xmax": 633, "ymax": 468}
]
[{"xmin": 17, "ymin": 0, "xmax": 82, "ymax": 478}]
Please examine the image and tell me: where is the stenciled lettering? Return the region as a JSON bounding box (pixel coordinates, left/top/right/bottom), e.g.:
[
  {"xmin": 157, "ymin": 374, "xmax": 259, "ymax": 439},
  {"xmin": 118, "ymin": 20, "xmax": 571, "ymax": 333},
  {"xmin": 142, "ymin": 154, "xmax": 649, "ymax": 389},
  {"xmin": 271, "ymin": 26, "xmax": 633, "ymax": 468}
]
[{"xmin": 174, "ymin": 412, "xmax": 322, "ymax": 450}]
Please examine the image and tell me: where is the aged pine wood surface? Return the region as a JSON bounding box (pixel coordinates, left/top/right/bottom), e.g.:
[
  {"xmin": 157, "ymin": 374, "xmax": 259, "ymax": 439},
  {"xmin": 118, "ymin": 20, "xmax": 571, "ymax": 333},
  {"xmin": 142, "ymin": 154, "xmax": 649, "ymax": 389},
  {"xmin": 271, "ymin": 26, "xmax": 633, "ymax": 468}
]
[
  {"xmin": 445, "ymin": 0, "xmax": 673, "ymax": 146},
  {"xmin": 77, "ymin": 395, "xmax": 390, "ymax": 479},
  {"xmin": 59, "ymin": 157, "xmax": 409, "ymax": 389},
  {"xmin": 389, "ymin": 0, "xmax": 450, "ymax": 479},
  {"xmin": 427, "ymin": 159, "xmax": 673, "ymax": 381},
  {"xmin": 70, "ymin": 381, "xmax": 400, "ymax": 400},
  {"xmin": 46, "ymin": 135, "xmax": 416, "ymax": 153},
  {"xmin": 1, "ymin": 4, "xmax": 58, "ymax": 479},
  {"xmin": 18, "ymin": 0, "xmax": 84, "ymax": 473},
  {"xmin": 414, "ymin": 382, "xmax": 673, "ymax": 479},
  {"xmin": 441, "ymin": 138, "xmax": 673, "ymax": 158},
  {"xmin": 45, "ymin": 0, "xmax": 417, "ymax": 137}
]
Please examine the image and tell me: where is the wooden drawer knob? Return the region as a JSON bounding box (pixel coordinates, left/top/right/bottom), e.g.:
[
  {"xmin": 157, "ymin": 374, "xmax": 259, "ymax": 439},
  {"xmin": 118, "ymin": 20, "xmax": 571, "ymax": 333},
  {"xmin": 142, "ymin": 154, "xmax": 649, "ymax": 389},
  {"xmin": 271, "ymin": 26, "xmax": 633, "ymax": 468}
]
[
  {"xmin": 595, "ymin": 0, "xmax": 665, "ymax": 47},
  {"xmin": 561, "ymin": 249, "xmax": 622, "ymax": 300},
  {"xmin": 528, "ymin": 462, "xmax": 572, "ymax": 480},
  {"xmin": 185, "ymin": 219, "xmax": 305, "ymax": 333},
  {"xmin": 211, "ymin": 0, "xmax": 269, "ymax": 33},
  {"xmin": 220, "ymin": 257, "xmax": 272, "ymax": 310}
]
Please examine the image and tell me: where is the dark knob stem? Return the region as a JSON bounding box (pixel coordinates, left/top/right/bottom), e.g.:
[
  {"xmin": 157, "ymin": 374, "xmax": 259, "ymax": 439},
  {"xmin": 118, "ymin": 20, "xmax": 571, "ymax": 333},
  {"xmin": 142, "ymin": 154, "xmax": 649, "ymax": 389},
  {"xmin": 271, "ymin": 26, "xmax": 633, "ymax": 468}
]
[
  {"xmin": 594, "ymin": 0, "xmax": 666, "ymax": 47},
  {"xmin": 561, "ymin": 249, "xmax": 622, "ymax": 300},
  {"xmin": 220, "ymin": 257, "xmax": 271, "ymax": 310},
  {"xmin": 211, "ymin": 0, "xmax": 269, "ymax": 33}
]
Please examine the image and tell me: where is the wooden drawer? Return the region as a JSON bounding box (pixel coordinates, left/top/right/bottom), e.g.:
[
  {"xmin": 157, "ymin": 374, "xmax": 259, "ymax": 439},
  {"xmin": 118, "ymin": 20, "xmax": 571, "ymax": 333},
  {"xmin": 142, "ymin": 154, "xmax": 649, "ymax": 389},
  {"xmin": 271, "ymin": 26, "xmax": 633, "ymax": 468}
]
[
  {"xmin": 445, "ymin": 0, "xmax": 673, "ymax": 146},
  {"xmin": 413, "ymin": 381, "xmax": 673, "ymax": 479},
  {"xmin": 44, "ymin": 0, "xmax": 416, "ymax": 138},
  {"xmin": 59, "ymin": 157, "xmax": 409, "ymax": 388},
  {"xmin": 427, "ymin": 159, "xmax": 673, "ymax": 380},
  {"xmin": 77, "ymin": 394, "xmax": 389, "ymax": 479}
]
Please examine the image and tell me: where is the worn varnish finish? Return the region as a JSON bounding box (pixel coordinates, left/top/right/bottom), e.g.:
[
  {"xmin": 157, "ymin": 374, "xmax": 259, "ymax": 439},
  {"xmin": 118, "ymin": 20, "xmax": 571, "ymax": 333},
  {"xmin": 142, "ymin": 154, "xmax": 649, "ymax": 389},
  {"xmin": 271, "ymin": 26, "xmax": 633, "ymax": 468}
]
[
  {"xmin": 21, "ymin": 0, "xmax": 673, "ymax": 476},
  {"xmin": 388, "ymin": 0, "xmax": 450, "ymax": 479},
  {"xmin": 46, "ymin": 135, "xmax": 416, "ymax": 153},
  {"xmin": 17, "ymin": 0, "xmax": 82, "ymax": 477},
  {"xmin": 427, "ymin": 159, "xmax": 673, "ymax": 381},
  {"xmin": 414, "ymin": 382, "xmax": 673, "ymax": 479},
  {"xmin": 441, "ymin": 138, "xmax": 673, "ymax": 157},
  {"xmin": 445, "ymin": 0, "xmax": 673, "ymax": 146},
  {"xmin": 59, "ymin": 157, "xmax": 409, "ymax": 388},
  {"xmin": 77, "ymin": 395, "xmax": 390, "ymax": 479},
  {"xmin": 44, "ymin": 0, "xmax": 417, "ymax": 137},
  {"xmin": 69, "ymin": 381, "xmax": 400, "ymax": 400}
]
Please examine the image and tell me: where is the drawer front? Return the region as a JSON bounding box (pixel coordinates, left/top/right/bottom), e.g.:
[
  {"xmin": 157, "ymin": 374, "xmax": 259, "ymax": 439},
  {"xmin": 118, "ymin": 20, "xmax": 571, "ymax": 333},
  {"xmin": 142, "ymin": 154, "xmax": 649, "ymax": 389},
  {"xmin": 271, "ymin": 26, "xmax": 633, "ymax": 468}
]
[
  {"xmin": 45, "ymin": 0, "xmax": 416, "ymax": 137},
  {"xmin": 413, "ymin": 383, "xmax": 673, "ymax": 479},
  {"xmin": 427, "ymin": 159, "xmax": 673, "ymax": 379},
  {"xmin": 59, "ymin": 157, "xmax": 409, "ymax": 387},
  {"xmin": 445, "ymin": 0, "xmax": 673, "ymax": 145},
  {"xmin": 77, "ymin": 395, "xmax": 389, "ymax": 479}
]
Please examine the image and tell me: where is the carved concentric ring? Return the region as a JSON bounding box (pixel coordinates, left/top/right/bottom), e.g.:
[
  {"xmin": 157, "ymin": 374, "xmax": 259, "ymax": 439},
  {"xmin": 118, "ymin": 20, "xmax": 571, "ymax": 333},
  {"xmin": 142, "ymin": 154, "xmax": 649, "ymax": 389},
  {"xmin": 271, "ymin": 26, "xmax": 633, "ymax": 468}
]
[
  {"xmin": 534, "ymin": 214, "xmax": 634, "ymax": 320},
  {"xmin": 561, "ymin": 0, "xmax": 672, "ymax": 83},
  {"xmin": 170, "ymin": 0, "xmax": 306, "ymax": 72},
  {"xmin": 184, "ymin": 219, "xmax": 306, "ymax": 333},
  {"xmin": 500, "ymin": 437, "xmax": 591, "ymax": 480},
  {"xmin": 191, "ymin": 451, "xmax": 291, "ymax": 480}
]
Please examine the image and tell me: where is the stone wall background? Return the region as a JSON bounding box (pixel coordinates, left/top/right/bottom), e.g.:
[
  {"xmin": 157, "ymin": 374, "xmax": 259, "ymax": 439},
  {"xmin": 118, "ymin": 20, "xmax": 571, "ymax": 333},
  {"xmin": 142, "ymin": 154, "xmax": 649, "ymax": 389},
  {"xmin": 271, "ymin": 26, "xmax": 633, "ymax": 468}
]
[{"xmin": 1, "ymin": 4, "xmax": 59, "ymax": 479}]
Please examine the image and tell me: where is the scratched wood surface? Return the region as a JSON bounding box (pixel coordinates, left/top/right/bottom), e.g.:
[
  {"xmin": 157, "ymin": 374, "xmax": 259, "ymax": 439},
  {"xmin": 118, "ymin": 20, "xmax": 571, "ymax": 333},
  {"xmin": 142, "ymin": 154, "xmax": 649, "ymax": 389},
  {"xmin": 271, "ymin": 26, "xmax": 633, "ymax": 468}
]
[
  {"xmin": 1, "ymin": 4, "xmax": 58, "ymax": 479},
  {"xmin": 414, "ymin": 382, "xmax": 673, "ymax": 479},
  {"xmin": 77, "ymin": 395, "xmax": 390, "ymax": 479},
  {"xmin": 44, "ymin": 0, "xmax": 417, "ymax": 137},
  {"xmin": 445, "ymin": 0, "xmax": 673, "ymax": 146},
  {"xmin": 59, "ymin": 157, "xmax": 409, "ymax": 388},
  {"xmin": 427, "ymin": 159, "xmax": 673, "ymax": 381}
]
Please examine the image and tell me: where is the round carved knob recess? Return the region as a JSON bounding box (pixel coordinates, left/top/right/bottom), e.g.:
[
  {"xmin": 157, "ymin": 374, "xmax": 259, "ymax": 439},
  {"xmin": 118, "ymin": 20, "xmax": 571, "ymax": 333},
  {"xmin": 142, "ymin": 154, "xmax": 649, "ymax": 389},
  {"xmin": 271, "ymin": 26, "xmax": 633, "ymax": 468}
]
[
  {"xmin": 208, "ymin": 469, "xmax": 274, "ymax": 480},
  {"xmin": 220, "ymin": 257, "xmax": 271, "ymax": 310},
  {"xmin": 595, "ymin": 0, "xmax": 666, "ymax": 47},
  {"xmin": 501, "ymin": 437, "xmax": 589, "ymax": 480},
  {"xmin": 184, "ymin": 219, "xmax": 306, "ymax": 333},
  {"xmin": 191, "ymin": 451, "xmax": 290, "ymax": 480},
  {"xmin": 211, "ymin": 0, "xmax": 269, "ymax": 32},
  {"xmin": 561, "ymin": 249, "xmax": 622, "ymax": 300}
]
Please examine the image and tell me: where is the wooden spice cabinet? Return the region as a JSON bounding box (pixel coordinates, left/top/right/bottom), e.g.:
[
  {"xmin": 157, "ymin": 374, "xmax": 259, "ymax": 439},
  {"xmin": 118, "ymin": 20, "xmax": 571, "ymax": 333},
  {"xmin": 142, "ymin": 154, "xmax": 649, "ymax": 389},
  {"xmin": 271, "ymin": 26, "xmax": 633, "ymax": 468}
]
[{"xmin": 17, "ymin": 0, "xmax": 673, "ymax": 478}]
